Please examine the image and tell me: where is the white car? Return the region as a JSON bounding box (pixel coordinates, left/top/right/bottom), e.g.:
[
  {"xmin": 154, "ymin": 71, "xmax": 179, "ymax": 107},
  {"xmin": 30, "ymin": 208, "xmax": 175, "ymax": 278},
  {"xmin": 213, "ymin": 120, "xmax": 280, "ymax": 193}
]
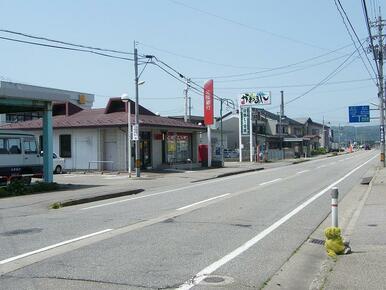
[
  {"xmin": 40, "ymin": 152, "xmax": 65, "ymax": 174},
  {"xmin": 53, "ymin": 153, "xmax": 65, "ymax": 174}
]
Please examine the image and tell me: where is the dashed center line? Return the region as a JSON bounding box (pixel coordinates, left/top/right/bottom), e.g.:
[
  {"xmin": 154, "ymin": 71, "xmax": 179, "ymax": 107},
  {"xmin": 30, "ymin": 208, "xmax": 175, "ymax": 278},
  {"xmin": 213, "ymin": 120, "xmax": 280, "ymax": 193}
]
[
  {"xmin": 296, "ymin": 170, "xmax": 309, "ymax": 175},
  {"xmin": 176, "ymin": 193, "xmax": 230, "ymax": 211},
  {"xmin": 259, "ymin": 178, "xmax": 282, "ymax": 186}
]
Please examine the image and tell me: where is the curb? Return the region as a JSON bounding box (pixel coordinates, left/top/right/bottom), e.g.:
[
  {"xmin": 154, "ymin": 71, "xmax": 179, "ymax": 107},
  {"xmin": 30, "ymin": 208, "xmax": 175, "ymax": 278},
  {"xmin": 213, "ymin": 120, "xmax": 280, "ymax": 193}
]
[
  {"xmin": 191, "ymin": 167, "xmax": 264, "ymax": 183},
  {"xmin": 50, "ymin": 188, "xmax": 144, "ymax": 208}
]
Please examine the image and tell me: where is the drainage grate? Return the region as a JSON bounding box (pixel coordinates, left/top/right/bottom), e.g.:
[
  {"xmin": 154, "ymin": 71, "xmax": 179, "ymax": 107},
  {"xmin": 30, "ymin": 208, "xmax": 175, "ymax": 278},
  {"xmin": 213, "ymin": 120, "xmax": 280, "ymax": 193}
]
[
  {"xmin": 200, "ymin": 275, "xmax": 234, "ymax": 286},
  {"xmin": 309, "ymin": 238, "xmax": 325, "ymax": 245},
  {"xmin": 204, "ymin": 277, "xmax": 225, "ymax": 283}
]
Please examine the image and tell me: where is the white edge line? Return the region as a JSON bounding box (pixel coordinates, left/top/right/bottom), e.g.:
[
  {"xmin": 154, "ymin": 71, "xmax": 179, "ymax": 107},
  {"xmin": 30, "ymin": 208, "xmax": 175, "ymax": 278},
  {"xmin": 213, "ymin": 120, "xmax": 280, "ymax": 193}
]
[
  {"xmin": 259, "ymin": 178, "xmax": 282, "ymax": 186},
  {"xmin": 0, "ymin": 229, "xmax": 113, "ymax": 265},
  {"xmin": 177, "ymin": 154, "xmax": 378, "ymax": 290},
  {"xmin": 176, "ymin": 193, "xmax": 230, "ymax": 211}
]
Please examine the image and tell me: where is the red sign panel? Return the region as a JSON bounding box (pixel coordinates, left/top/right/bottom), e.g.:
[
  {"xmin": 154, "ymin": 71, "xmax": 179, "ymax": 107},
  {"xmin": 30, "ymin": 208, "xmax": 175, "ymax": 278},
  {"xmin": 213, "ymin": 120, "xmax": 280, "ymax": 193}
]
[{"xmin": 204, "ymin": 79, "xmax": 214, "ymax": 125}]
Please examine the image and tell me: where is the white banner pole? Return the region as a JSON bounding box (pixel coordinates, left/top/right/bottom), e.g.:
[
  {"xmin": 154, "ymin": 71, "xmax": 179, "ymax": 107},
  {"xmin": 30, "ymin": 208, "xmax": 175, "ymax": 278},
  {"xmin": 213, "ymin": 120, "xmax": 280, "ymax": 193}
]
[
  {"xmin": 207, "ymin": 125, "xmax": 212, "ymax": 167},
  {"xmin": 249, "ymin": 107, "xmax": 253, "ymax": 162},
  {"xmin": 239, "ymin": 104, "xmax": 242, "ymax": 162}
]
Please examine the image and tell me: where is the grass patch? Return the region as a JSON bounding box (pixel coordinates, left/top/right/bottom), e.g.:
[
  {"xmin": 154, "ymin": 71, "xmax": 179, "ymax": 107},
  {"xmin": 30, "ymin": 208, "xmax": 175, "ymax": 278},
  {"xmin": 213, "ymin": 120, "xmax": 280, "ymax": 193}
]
[
  {"xmin": 51, "ymin": 202, "xmax": 63, "ymax": 209},
  {"xmin": 0, "ymin": 180, "xmax": 60, "ymax": 198}
]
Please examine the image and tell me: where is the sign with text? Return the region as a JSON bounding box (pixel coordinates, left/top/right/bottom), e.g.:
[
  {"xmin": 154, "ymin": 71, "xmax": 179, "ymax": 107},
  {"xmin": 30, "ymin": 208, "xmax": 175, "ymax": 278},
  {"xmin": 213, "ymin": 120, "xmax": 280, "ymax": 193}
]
[
  {"xmin": 348, "ymin": 105, "xmax": 370, "ymax": 123},
  {"xmin": 240, "ymin": 91, "xmax": 271, "ymax": 106},
  {"xmin": 240, "ymin": 107, "xmax": 250, "ymax": 135},
  {"xmin": 204, "ymin": 79, "xmax": 214, "ymax": 125},
  {"xmin": 132, "ymin": 124, "xmax": 139, "ymax": 141}
]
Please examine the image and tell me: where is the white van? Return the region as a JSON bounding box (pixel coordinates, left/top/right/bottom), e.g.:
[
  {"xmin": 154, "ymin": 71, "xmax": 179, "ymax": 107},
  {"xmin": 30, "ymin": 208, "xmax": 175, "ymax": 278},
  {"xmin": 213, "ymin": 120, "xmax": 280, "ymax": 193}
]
[{"xmin": 0, "ymin": 130, "xmax": 42, "ymax": 184}]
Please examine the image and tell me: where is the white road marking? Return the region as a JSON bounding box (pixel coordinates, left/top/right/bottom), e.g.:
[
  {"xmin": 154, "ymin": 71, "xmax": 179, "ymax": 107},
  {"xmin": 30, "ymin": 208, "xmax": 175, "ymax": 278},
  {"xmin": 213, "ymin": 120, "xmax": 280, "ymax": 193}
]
[
  {"xmin": 259, "ymin": 178, "xmax": 282, "ymax": 186},
  {"xmin": 296, "ymin": 170, "xmax": 309, "ymax": 175},
  {"xmin": 177, "ymin": 154, "xmax": 378, "ymax": 289},
  {"xmin": 317, "ymin": 165, "xmax": 327, "ymax": 169},
  {"xmin": 80, "ymin": 152, "xmax": 364, "ymax": 211},
  {"xmin": 329, "ymin": 162, "xmax": 336, "ymax": 165},
  {"xmin": 0, "ymin": 229, "xmax": 113, "ymax": 265},
  {"xmin": 81, "ymin": 170, "xmax": 268, "ymax": 210},
  {"xmin": 176, "ymin": 194, "xmax": 230, "ymax": 211}
]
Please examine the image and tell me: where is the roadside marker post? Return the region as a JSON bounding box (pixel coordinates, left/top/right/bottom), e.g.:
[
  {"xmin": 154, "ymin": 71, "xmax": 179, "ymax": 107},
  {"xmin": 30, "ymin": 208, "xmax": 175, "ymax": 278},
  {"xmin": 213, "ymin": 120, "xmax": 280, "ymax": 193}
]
[{"xmin": 330, "ymin": 187, "xmax": 339, "ymax": 227}]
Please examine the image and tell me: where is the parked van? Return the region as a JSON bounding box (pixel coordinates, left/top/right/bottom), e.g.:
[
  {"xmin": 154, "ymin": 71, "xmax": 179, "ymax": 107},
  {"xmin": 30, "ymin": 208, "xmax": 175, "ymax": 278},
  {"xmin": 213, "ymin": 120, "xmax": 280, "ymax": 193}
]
[{"xmin": 0, "ymin": 130, "xmax": 42, "ymax": 184}]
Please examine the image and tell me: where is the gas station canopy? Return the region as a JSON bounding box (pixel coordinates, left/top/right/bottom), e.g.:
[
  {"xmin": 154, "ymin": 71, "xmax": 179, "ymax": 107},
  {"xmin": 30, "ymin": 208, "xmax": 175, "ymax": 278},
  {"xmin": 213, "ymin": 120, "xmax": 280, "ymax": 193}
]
[{"xmin": 0, "ymin": 81, "xmax": 94, "ymax": 182}]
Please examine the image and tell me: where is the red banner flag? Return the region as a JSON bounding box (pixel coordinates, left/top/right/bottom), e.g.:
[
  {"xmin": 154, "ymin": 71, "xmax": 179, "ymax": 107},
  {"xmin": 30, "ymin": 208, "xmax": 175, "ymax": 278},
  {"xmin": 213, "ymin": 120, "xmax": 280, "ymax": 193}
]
[{"xmin": 204, "ymin": 79, "xmax": 214, "ymax": 125}]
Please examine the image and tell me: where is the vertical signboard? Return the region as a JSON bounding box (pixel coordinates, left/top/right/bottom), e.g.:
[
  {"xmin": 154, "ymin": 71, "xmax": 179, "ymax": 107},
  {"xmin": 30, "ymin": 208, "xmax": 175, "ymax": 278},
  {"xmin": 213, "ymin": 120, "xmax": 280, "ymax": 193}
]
[
  {"xmin": 240, "ymin": 107, "xmax": 250, "ymax": 135},
  {"xmin": 204, "ymin": 80, "xmax": 214, "ymax": 125}
]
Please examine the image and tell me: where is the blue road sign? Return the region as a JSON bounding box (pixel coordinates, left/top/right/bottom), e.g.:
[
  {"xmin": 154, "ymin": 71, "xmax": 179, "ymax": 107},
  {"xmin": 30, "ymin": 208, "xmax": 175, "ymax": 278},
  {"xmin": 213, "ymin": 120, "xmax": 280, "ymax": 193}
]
[{"xmin": 349, "ymin": 105, "xmax": 370, "ymax": 123}]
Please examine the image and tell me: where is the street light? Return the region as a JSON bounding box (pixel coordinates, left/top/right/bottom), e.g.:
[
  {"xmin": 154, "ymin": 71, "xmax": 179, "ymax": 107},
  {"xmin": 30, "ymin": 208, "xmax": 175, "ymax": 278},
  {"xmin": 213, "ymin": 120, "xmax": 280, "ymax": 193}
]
[{"xmin": 121, "ymin": 93, "xmax": 132, "ymax": 178}]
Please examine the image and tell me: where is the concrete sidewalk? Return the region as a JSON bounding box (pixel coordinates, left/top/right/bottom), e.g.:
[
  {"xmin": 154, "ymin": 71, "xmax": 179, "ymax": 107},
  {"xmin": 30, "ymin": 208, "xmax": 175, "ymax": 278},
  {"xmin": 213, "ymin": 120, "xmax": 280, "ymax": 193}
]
[{"xmin": 323, "ymin": 167, "xmax": 386, "ymax": 289}]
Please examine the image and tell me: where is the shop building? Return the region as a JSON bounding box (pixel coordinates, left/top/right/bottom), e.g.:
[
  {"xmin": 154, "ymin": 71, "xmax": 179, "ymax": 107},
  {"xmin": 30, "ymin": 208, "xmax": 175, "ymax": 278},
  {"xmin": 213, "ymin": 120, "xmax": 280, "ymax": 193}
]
[{"xmin": 1, "ymin": 97, "xmax": 204, "ymax": 171}]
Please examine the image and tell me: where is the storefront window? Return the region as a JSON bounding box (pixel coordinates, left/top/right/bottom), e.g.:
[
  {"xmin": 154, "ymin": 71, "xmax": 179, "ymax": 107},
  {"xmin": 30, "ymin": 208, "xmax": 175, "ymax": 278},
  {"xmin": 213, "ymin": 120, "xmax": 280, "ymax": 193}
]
[{"xmin": 167, "ymin": 133, "xmax": 192, "ymax": 163}]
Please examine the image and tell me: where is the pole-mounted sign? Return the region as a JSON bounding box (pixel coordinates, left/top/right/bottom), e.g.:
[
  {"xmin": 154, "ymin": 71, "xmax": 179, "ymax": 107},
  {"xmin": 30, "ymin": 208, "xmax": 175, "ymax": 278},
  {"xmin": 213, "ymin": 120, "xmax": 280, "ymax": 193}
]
[
  {"xmin": 348, "ymin": 105, "xmax": 370, "ymax": 123},
  {"xmin": 240, "ymin": 91, "xmax": 271, "ymax": 106},
  {"xmin": 204, "ymin": 80, "xmax": 214, "ymax": 125}
]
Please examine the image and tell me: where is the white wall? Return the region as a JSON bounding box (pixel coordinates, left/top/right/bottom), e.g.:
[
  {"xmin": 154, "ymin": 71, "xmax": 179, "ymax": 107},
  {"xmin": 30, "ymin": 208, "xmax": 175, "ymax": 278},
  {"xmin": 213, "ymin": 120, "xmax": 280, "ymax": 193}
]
[
  {"xmin": 151, "ymin": 130, "xmax": 162, "ymax": 169},
  {"xmin": 30, "ymin": 128, "xmax": 100, "ymax": 170}
]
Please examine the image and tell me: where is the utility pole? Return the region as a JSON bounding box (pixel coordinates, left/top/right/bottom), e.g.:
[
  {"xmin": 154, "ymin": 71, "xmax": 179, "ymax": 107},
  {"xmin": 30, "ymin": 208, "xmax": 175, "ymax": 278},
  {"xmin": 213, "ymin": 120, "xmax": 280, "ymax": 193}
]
[
  {"xmin": 322, "ymin": 116, "xmax": 325, "ymax": 149},
  {"xmin": 279, "ymin": 90, "xmax": 284, "ymax": 159},
  {"xmin": 374, "ymin": 14, "xmax": 385, "ymax": 166},
  {"xmin": 134, "ymin": 41, "xmax": 141, "ymax": 177},
  {"xmin": 220, "ymin": 98, "xmax": 224, "ymax": 166},
  {"xmin": 378, "ymin": 14, "xmax": 385, "ymax": 166},
  {"xmin": 184, "ymin": 78, "xmax": 189, "ymax": 122}
]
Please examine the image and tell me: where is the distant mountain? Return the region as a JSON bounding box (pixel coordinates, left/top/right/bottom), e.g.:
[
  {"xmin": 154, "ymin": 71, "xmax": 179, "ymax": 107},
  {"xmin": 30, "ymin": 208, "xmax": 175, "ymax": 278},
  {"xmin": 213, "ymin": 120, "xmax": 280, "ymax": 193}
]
[{"xmin": 331, "ymin": 125, "xmax": 380, "ymax": 145}]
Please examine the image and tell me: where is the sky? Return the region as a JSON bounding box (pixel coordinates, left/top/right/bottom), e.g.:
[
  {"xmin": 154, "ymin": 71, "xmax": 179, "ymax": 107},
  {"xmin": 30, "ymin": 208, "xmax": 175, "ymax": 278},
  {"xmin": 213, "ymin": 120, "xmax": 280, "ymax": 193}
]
[{"xmin": 0, "ymin": 0, "xmax": 384, "ymax": 126}]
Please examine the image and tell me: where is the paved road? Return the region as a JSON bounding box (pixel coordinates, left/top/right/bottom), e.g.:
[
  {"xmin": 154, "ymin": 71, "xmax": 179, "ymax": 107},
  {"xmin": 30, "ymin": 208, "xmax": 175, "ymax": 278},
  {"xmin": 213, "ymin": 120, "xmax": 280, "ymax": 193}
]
[{"xmin": 0, "ymin": 150, "xmax": 378, "ymax": 289}]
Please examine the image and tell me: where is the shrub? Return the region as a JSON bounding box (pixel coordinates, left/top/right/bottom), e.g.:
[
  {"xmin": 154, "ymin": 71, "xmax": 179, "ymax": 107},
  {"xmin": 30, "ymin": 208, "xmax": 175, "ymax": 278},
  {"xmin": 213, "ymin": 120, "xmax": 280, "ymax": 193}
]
[
  {"xmin": 6, "ymin": 179, "xmax": 28, "ymax": 195},
  {"xmin": 311, "ymin": 147, "xmax": 327, "ymax": 156}
]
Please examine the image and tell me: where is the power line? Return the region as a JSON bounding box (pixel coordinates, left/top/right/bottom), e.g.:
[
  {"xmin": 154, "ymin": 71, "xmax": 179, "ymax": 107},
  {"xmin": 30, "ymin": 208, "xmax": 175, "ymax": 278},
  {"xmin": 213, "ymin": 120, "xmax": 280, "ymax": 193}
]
[
  {"xmin": 215, "ymin": 78, "xmax": 375, "ymax": 90},
  {"xmin": 0, "ymin": 29, "xmax": 134, "ymax": 56},
  {"xmin": 0, "ymin": 36, "xmax": 135, "ymax": 61},
  {"xmin": 334, "ymin": 0, "xmax": 378, "ymax": 86},
  {"xmin": 263, "ymin": 47, "xmax": 360, "ymax": 110},
  {"xmin": 137, "ymin": 41, "xmax": 269, "ymax": 70},
  {"xmin": 283, "ymin": 49, "xmax": 359, "ymax": 106},
  {"xmin": 210, "ymin": 54, "xmax": 354, "ymax": 83},
  {"xmin": 191, "ymin": 43, "xmax": 356, "ymax": 80},
  {"xmin": 169, "ymin": 0, "xmax": 338, "ymax": 52}
]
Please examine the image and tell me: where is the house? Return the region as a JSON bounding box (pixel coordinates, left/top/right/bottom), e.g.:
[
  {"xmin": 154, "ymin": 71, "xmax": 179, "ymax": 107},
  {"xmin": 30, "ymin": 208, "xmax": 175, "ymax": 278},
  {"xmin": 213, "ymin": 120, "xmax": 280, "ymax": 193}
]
[
  {"xmin": 1, "ymin": 98, "xmax": 204, "ymax": 171},
  {"xmin": 294, "ymin": 118, "xmax": 331, "ymax": 150},
  {"xmin": 217, "ymin": 108, "xmax": 331, "ymax": 160}
]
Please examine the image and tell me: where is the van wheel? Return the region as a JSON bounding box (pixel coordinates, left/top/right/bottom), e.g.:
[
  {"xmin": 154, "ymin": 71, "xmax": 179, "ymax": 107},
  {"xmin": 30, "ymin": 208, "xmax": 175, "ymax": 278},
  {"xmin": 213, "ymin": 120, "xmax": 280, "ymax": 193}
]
[{"xmin": 54, "ymin": 165, "xmax": 62, "ymax": 174}]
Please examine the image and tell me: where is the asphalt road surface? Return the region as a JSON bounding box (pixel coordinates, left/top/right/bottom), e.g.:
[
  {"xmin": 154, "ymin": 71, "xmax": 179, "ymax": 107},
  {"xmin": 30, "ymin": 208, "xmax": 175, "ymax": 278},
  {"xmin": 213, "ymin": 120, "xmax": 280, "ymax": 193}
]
[{"xmin": 0, "ymin": 150, "xmax": 378, "ymax": 289}]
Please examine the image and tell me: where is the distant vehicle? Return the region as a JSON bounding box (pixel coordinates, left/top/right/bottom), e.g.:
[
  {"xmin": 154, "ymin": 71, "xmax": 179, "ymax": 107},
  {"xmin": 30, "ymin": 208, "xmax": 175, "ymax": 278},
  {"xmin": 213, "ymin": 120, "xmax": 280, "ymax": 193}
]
[
  {"xmin": 40, "ymin": 151, "xmax": 65, "ymax": 174},
  {"xmin": 53, "ymin": 152, "xmax": 65, "ymax": 174},
  {"xmin": 223, "ymin": 149, "xmax": 239, "ymax": 158},
  {"xmin": 364, "ymin": 144, "xmax": 371, "ymax": 150},
  {"xmin": 0, "ymin": 130, "xmax": 42, "ymax": 184}
]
